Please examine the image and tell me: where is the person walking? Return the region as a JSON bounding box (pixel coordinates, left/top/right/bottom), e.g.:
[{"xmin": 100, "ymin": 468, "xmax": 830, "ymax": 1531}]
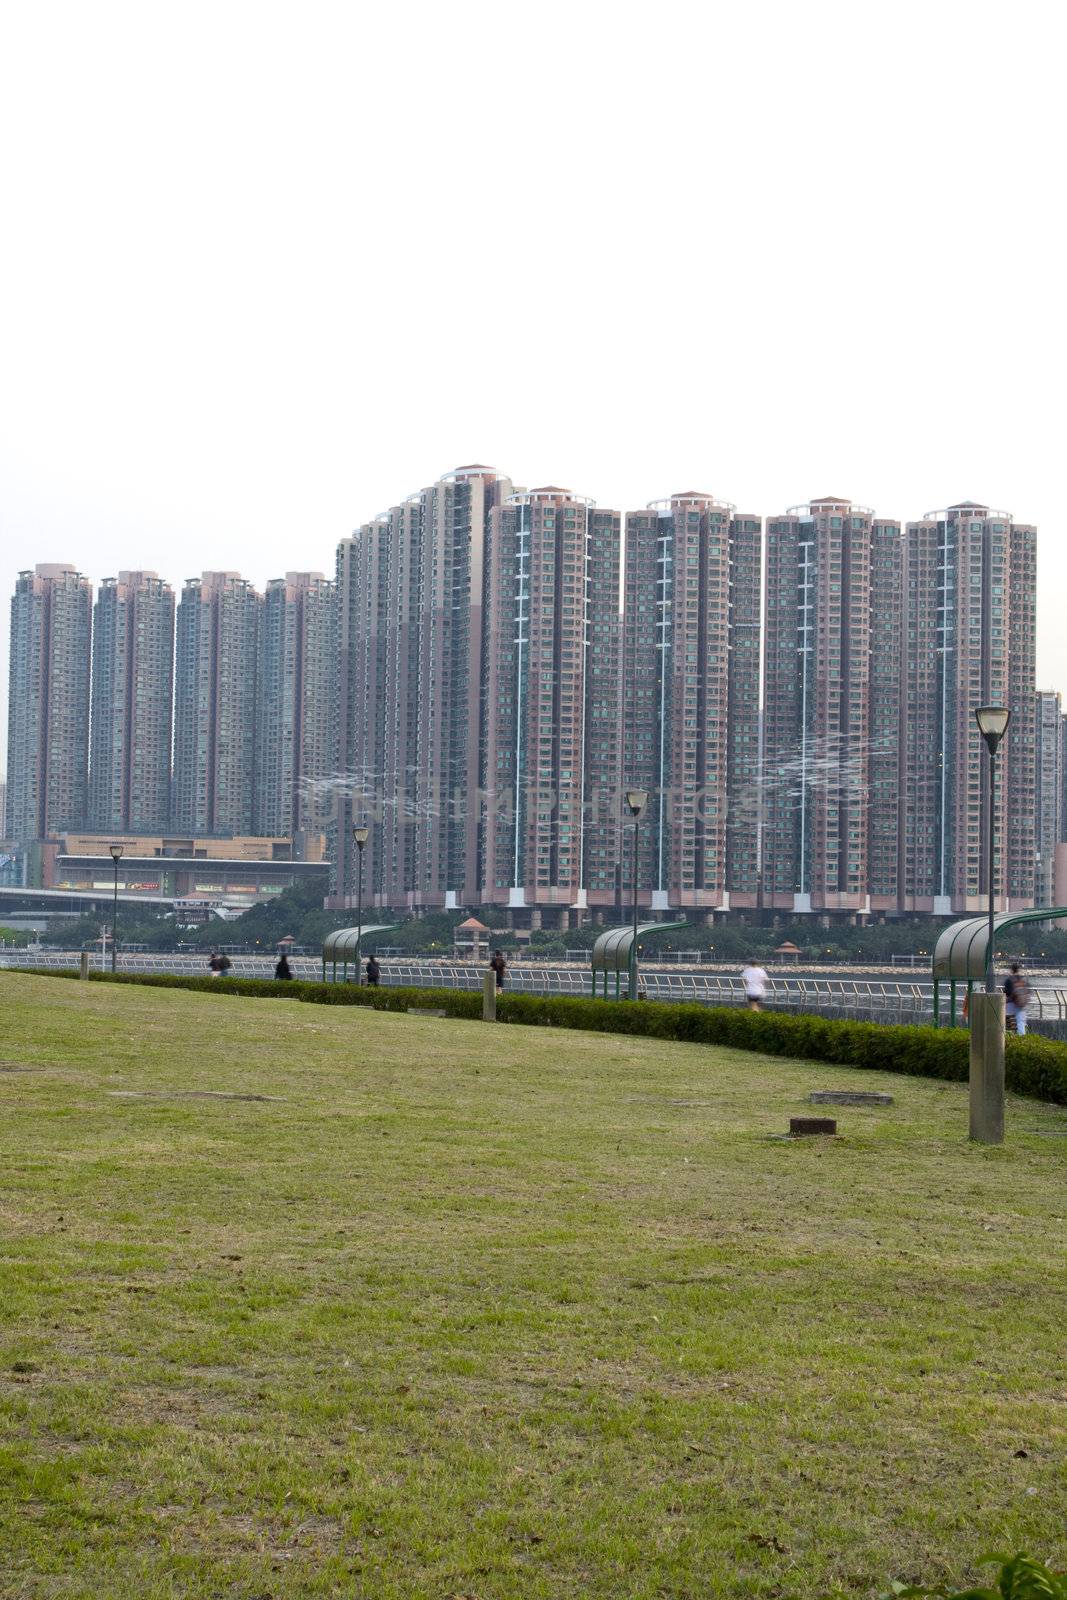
[
  {"xmin": 365, "ymin": 954, "xmax": 381, "ymax": 987},
  {"xmin": 740, "ymin": 958, "xmax": 769, "ymax": 1011},
  {"xmin": 1004, "ymin": 962, "xmax": 1030, "ymax": 1035},
  {"xmin": 490, "ymin": 948, "xmax": 508, "ymax": 990},
  {"xmin": 208, "ymin": 951, "xmax": 222, "ymax": 977},
  {"xmin": 274, "ymin": 952, "xmax": 293, "ymax": 980}
]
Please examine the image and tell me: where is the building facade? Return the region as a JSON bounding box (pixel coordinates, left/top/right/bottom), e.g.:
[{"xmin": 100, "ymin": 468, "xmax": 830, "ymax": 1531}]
[
  {"xmin": 762, "ymin": 500, "xmax": 902, "ymax": 915},
  {"xmin": 9, "ymin": 476, "xmax": 1043, "ymax": 924},
  {"xmin": 481, "ymin": 487, "xmax": 622, "ymax": 920},
  {"xmin": 6, "ymin": 563, "xmax": 93, "ymax": 843},
  {"xmin": 1034, "ymin": 690, "xmax": 1062, "ymax": 908},
  {"xmin": 51, "ymin": 832, "xmax": 328, "ymax": 911},
  {"xmin": 254, "ymin": 572, "xmax": 336, "ymax": 843},
  {"xmin": 903, "ymin": 504, "xmax": 1037, "ymax": 913},
  {"xmin": 334, "ymin": 466, "xmax": 514, "ymax": 908},
  {"xmin": 88, "ymin": 571, "xmax": 175, "ymax": 834},
  {"xmin": 619, "ymin": 492, "xmax": 760, "ymax": 916},
  {"xmin": 172, "ymin": 572, "xmax": 261, "ymax": 836}
]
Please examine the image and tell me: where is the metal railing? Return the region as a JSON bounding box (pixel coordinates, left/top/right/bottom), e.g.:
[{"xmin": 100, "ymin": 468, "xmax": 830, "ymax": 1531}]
[{"xmin": 5, "ymin": 949, "xmax": 1067, "ymax": 1026}]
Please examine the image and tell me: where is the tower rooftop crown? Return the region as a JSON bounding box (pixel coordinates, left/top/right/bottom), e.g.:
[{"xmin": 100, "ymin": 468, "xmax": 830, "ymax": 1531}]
[{"xmin": 786, "ymin": 497, "xmax": 874, "ymax": 517}]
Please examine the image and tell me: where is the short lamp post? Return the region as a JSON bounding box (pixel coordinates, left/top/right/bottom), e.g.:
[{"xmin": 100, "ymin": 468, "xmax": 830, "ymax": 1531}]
[
  {"xmin": 109, "ymin": 844, "xmax": 124, "ymax": 974},
  {"xmin": 971, "ymin": 706, "xmax": 1011, "ymax": 1145},
  {"xmin": 625, "ymin": 789, "xmax": 647, "ymax": 1001},
  {"xmin": 975, "ymin": 706, "xmax": 1011, "ymax": 993},
  {"xmin": 352, "ymin": 824, "xmax": 369, "ymax": 983}
]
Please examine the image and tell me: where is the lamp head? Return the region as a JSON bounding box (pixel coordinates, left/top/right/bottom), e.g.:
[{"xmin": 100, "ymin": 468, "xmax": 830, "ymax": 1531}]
[
  {"xmin": 625, "ymin": 788, "xmax": 648, "ymax": 818},
  {"xmin": 109, "ymin": 844, "xmax": 124, "ymax": 861},
  {"xmin": 975, "ymin": 705, "xmax": 1010, "ymax": 753},
  {"xmin": 352, "ymin": 825, "xmax": 369, "ymax": 849}
]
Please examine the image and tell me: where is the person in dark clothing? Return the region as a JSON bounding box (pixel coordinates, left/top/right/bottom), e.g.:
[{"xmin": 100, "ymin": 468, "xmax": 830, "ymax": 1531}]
[
  {"xmin": 216, "ymin": 952, "xmax": 233, "ymax": 977},
  {"xmin": 365, "ymin": 955, "xmax": 381, "ymax": 987},
  {"xmin": 490, "ymin": 949, "xmax": 507, "ymax": 989},
  {"xmin": 274, "ymin": 952, "xmax": 293, "ymax": 980},
  {"xmin": 1004, "ymin": 962, "xmax": 1030, "ymax": 1035}
]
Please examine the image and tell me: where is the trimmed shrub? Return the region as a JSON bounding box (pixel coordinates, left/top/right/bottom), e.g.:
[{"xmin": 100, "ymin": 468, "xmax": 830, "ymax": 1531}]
[
  {"xmin": 79, "ymin": 970, "xmax": 483, "ymax": 1020},
  {"xmin": 13, "ymin": 967, "xmax": 1067, "ymax": 1106}
]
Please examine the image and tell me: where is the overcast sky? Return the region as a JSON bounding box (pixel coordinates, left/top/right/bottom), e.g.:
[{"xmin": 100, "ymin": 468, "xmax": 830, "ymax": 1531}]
[{"xmin": 2, "ymin": 0, "xmax": 1064, "ymax": 767}]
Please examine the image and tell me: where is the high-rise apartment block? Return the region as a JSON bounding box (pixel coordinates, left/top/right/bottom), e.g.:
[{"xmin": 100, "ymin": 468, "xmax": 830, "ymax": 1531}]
[
  {"xmin": 6, "ymin": 563, "xmax": 92, "ymax": 843},
  {"xmin": 481, "ymin": 487, "xmax": 622, "ymax": 916},
  {"xmin": 254, "ymin": 572, "xmax": 336, "ymax": 841},
  {"xmin": 172, "ymin": 572, "xmax": 261, "ymax": 836},
  {"xmin": 329, "ymin": 478, "xmax": 1040, "ymax": 922},
  {"xmin": 4, "ymin": 479, "xmax": 1042, "ymax": 923},
  {"xmin": 1034, "ymin": 690, "xmax": 1062, "ymax": 907},
  {"xmin": 762, "ymin": 500, "xmax": 902, "ymax": 914},
  {"xmin": 88, "ymin": 571, "xmax": 175, "ymax": 834},
  {"xmin": 335, "ymin": 467, "xmax": 514, "ymax": 908},
  {"xmin": 620, "ymin": 493, "xmax": 760, "ymax": 914},
  {"xmin": 903, "ymin": 504, "xmax": 1036, "ymax": 913}
]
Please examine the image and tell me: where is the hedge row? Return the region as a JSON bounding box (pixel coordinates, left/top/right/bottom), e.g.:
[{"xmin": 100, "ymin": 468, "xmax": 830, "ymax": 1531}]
[{"xmin": 21, "ymin": 968, "xmax": 1067, "ymax": 1106}]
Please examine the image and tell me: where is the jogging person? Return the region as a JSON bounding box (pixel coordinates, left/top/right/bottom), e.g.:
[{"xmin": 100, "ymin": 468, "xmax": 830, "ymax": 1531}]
[{"xmin": 740, "ymin": 959, "xmax": 769, "ymax": 1011}]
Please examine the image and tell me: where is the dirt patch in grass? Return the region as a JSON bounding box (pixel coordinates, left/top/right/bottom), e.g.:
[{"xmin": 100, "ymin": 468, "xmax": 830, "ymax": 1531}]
[{"xmin": 106, "ymin": 1089, "xmax": 287, "ymax": 1102}]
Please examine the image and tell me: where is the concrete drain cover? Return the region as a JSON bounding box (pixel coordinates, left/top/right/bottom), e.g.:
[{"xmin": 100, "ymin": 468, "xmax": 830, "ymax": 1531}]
[
  {"xmin": 810, "ymin": 1091, "xmax": 893, "ymax": 1106},
  {"xmin": 790, "ymin": 1116, "xmax": 837, "ymax": 1136}
]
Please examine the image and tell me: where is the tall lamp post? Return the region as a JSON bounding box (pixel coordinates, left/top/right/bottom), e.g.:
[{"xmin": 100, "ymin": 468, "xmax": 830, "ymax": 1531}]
[
  {"xmin": 970, "ymin": 705, "xmax": 1011, "ymax": 1145},
  {"xmin": 109, "ymin": 844, "xmax": 124, "ymax": 974},
  {"xmin": 352, "ymin": 824, "xmax": 369, "ymax": 983},
  {"xmin": 975, "ymin": 706, "xmax": 1011, "ymax": 992},
  {"xmin": 625, "ymin": 789, "xmax": 647, "ymax": 1000}
]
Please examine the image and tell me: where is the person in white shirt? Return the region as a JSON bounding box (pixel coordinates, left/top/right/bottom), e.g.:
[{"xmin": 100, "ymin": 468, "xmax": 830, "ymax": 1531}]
[{"xmin": 740, "ymin": 960, "xmax": 769, "ymax": 1011}]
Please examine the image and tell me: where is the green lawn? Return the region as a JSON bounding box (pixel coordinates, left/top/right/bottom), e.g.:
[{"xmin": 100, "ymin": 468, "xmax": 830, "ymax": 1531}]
[{"xmin": 1, "ymin": 974, "xmax": 1065, "ymax": 1599}]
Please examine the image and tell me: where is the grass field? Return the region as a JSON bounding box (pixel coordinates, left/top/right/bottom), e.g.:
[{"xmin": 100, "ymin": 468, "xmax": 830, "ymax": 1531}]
[{"xmin": 1, "ymin": 973, "xmax": 1065, "ymax": 1599}]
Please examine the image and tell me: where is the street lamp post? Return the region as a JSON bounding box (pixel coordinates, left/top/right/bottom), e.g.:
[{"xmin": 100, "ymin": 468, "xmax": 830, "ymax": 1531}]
[
  {"xmin": 971, "ymin": 706, "xmax": 1011, "ymax": 1144},
  {"xmin": 109, "ymin": 844, "xmax": 124, "ymax": 974},
  {"xmin": 352, "ymin": 824, "xmax": 369, "ymax": 983},
  {"xmin": 975, "ymin": 706, "xmax": 1011, "ymax": 993},
  {"xmin": 625, "ymin": 789, "xmax": 647, "ymax": 1001}
]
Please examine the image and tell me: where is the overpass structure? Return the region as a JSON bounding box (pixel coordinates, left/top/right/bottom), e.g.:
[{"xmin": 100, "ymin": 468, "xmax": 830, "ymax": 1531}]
[{"xmin": 0, "ymin": 885, "xmax": 220, "ymax": 916}]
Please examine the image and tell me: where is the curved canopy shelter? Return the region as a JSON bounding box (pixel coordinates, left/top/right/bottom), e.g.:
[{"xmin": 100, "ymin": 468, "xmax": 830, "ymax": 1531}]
[
  {"xmin": 591, "ymin": 921, "xmax": 688, "ymax": 998},
  {"xmin": 931, "ymin": 907, "xmax": 1067, "ymax": 1025},
  {"xmin": 322, "ymin": 925, "xmax": 396, "ymax": 982}
]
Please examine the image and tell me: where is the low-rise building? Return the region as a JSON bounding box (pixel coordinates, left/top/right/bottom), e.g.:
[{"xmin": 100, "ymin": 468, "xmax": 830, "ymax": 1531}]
[{"xmin": 47, "ymin": 833, "xmax": 328, "ymax": 911}]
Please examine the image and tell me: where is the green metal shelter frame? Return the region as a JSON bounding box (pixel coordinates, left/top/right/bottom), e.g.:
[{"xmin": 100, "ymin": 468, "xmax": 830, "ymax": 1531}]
[
  {"xmin": 931, "ymin": 906, "xmax": 1067, "ymax": 1026},
  {"xmin": 322, "ymin": 925, "xmax": 395, "ymax": 983},
  {"xmin": 590, "ymin": 921, "xmax": 688, "ymax": 999}
]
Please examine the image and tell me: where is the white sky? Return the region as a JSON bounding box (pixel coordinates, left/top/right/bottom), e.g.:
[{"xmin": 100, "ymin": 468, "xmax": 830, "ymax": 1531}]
[{"xmin": 2, "ymin": 0, "xmax": 1064, "ymax": 769}]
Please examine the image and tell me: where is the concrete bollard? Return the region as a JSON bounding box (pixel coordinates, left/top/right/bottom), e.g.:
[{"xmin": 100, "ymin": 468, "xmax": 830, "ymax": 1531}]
[
  {"xmin": 79, "ymin": 951, "xmax": 90, "ymax": 980},
  {"xmin": 482, "ymin": 970, "xmax": 497, "ymax": 1022},
  {"xmin": 969, "ymin": 991, "xmax": 1005, "ymax": 1144}
]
